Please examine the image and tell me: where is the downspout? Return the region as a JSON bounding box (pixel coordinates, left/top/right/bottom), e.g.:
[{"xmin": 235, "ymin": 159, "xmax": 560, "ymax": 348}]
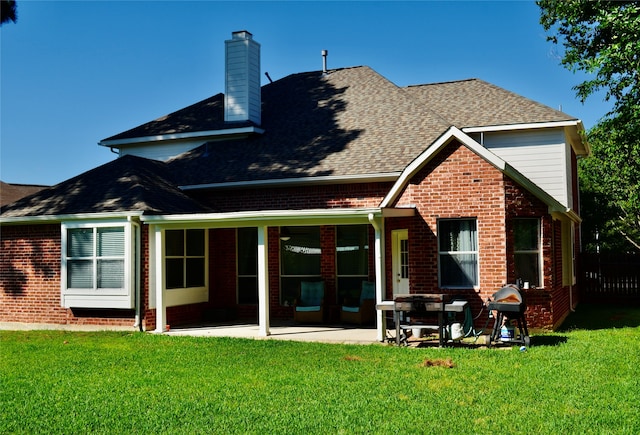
[{"xmin": 128, "ymin": 216, "xmax": 143, "ymax": 331}]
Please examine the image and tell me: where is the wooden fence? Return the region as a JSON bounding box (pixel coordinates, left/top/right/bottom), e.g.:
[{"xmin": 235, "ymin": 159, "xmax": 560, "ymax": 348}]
[{"xmin": 579, "ymin": 253, "xmax": 640, "ymax": 302}]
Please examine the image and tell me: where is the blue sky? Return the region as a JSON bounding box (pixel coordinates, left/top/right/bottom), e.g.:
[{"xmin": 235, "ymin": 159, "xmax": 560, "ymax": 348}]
[{"xmin": 1, "ymin": 1, "xmax": 611, "ymax": 186}]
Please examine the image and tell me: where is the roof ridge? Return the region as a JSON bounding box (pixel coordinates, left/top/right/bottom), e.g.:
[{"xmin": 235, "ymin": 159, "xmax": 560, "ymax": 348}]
[{"xmin": 405, "ymin": 78, "xmax": 479, "ymax": 88}]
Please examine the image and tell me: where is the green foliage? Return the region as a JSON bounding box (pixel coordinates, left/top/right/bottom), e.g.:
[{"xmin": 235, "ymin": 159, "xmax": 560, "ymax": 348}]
[
  {"xmin": 538, "ymin": 0, "xmax": 640, "ymax": 252},
  {"xmin": 0, "ymin": 0, "xmax": 17, "ymax": 25},
  {"xmin": 2, "ymin": 312, "xmax": 640, "ymax": 434},
  {"xmin": 580, "ymin": 116, "xmax": 640, "ymax": 252}
]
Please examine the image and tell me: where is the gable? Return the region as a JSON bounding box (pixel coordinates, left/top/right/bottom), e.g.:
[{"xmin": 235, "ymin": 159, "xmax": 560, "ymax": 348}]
[{"xmin": 381, "ymin": 127, "xmax": 580, "ymax": 222}]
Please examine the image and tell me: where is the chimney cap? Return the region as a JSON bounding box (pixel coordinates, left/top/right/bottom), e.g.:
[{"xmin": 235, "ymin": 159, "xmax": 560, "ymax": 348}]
[{"xmin": 231, "ymin": 30, "xmax": 253, "ymax": 40}]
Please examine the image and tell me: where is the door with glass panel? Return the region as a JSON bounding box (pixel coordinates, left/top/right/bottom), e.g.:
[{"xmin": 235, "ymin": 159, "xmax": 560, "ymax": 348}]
[{"xmin": 392, "ymin": 230, "xmax": 409, "ymax": 296}]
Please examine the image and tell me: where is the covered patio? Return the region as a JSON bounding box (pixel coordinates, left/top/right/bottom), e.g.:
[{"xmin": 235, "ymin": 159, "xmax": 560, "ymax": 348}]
[{"xmin": 143, "ymin": 206, "xmax": 415, "ymax": 341}]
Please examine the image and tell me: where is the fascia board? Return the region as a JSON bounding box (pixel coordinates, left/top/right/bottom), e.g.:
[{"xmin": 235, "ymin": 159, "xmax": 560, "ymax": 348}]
[
  {"xmin": 0, "ymin": 211, "xmax": 144, "ymax": 226},
  {"xmin": 141, "ymin": 207, "xmax": 414, "ymax": 228},
  {"xmin": 99, "ymin": 126, "xmax": 265, "ymax": 148},
  {"xmin": 463, "ymin": 119, "xmax": 590, "ymax": 157},
  {"xmin": 462, "ymin": 120, "xmax": 580, "ymax": 133}
]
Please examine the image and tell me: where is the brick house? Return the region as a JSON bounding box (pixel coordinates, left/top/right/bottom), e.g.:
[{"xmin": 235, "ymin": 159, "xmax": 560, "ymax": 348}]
[{"xmin": 0, "ymin": 31, "xmax": 588, "ymax": 338}]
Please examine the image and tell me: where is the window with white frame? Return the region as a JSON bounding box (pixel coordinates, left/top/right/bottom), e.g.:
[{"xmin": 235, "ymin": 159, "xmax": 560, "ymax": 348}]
[
  {"xmin": 62, "ymin": 222, "xmax": 133, "ymax": 309},
  {"xmin": 165, "ymin": 229, "xmax": 206, "ymax": 290},
  {"xmin": 438, "ymin": 219, "xmax": 478, "ymax": 288},
  {"xmin": 514, "ymin": 218, "xmax": 541, "ymax": 288}
]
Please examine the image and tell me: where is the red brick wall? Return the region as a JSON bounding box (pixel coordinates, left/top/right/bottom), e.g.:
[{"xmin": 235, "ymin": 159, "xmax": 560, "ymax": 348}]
[
  {"xmin": 189, "ymin": 182, "xmax": 391, "ymax": 212},
  {"xmin": 382, "ymin": 140, "xmax": 571, "ymax": 330},
  {"xmin": 389, "ymin": 141, "xmax": 507, "ymax": 317},
  {"xmin": 0, "ymin": 224, "xmax": 135, "ymax": 327}
]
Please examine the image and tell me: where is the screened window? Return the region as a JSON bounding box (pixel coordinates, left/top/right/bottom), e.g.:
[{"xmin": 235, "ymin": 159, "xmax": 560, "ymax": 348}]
[
  {"xmin": 438, "ymin": 219, "xmax": 478, "ymax": 288},
  {"xmin": 237, "ymin": 227, "xmax": 258, "ymax": 304},
  {"xmin": 280, "ymin": 226, "xmax": 321, "ymax": 305},
  {"xmin": 66, "ymin": 227, "xmax": 125, "ymax": 290},
  {"xmin": 165, "ymin": 229, "xmax": 206, "ymax": 290},
  {"xmin": 336, "ymin": 225, "xmax": 369, "ymax": 301},
  {"xmin": 514, "ymin": 218, "xmax": 541, "ymax": 287}
]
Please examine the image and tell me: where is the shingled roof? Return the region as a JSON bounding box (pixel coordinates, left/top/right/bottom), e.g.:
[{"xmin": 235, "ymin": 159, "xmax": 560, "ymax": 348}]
[
  {"xmin": 101, "ymin": 94, "xmax": 254, "ymax": 142},
  {"xmin": 3, "ymin": 66, "xmax": 582, "ymax": 219},
  {"xmin": 0, "ymin": 155, "xmax": 208, "ymax": 218},
  {"xmin": 167, "ymin": 66, "xmax": 451, "ymax": 186},
  {"xmin": 404, "ymin": 78, "xmax": 577, "ymax": 129}
]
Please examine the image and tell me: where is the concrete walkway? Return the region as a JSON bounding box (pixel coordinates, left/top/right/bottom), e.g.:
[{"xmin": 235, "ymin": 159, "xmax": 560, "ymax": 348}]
[{"xmin": 165, "ymin": 323, "xmax": 382, "ymax": 344}]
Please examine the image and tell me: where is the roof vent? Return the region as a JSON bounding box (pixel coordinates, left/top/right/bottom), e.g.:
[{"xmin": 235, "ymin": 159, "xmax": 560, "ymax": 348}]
[
  {"xmin": 225, "ymin": 31, "xmax": 261, "ymax": 125},
  {"xmin": 322, "ymin": 49, "xmax": 328, "ymax": 73}
]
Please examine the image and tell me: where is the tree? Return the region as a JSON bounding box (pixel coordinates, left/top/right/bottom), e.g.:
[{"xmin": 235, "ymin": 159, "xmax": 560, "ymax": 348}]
[
  {"xmin": 1, "ymin": 0, "xmax": 17, "ymax": 25},
  {"xmin": 538, "ymin": 0, "xmax": 640, "ymax": 252}
]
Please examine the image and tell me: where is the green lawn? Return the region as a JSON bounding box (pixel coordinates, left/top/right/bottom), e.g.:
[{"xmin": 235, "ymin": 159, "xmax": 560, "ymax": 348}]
[{"xmin": 1, "ymin": 304, "xmax": 639, "ymax": 434}]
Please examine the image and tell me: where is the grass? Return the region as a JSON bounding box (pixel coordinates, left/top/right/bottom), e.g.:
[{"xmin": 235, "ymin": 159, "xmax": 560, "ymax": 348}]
[{"xmin": 1, "ymin": 304, "xmax": 639, "ymax": 434}]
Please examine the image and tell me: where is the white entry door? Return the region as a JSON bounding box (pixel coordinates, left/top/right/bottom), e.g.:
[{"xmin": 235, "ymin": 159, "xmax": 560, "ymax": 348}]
[{"xmin": 392, "ymin": 229, "xmax": 409, "ymax": 296}]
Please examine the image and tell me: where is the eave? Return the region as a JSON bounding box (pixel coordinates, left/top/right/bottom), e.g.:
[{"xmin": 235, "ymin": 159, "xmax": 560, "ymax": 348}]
[
  {"xmin": 0, "ymin": 211, "xmax": 145, "ymax": 226},
  {"xmin": 140, "ymin": 207, "xmax": 415, "ymax": 228},
  {"xmin": 98, "ymin": 126, "xmax": 265, "ymax": 149},
  {"xmin": 462, "ymin": 119, "xmax": 590, "ymax": 156}
]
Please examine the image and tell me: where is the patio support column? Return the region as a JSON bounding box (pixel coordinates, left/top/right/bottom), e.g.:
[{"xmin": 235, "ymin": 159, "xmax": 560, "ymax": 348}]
[
  {"xmin": 257, "ymin": 225, "xmax": 270, "ymax": 336},
  {"xmin": 153, "ymin": 225, "xmax": 166, "ymax": 333},
  {"xmin": 369, "ymin": 213, "xmax": 386, "ymax": 342}
]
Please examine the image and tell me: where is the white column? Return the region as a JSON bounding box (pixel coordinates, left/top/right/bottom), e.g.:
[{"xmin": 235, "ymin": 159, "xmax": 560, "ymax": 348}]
[
  {"xmin": 257, "ymin": 225, "xmax": 270, "ymax": 336},
  {"xmin": 153, "ymin": 226, "xmax": 166, "ymax": 333},
  {"xmin": 369, "ymin": 214, "xmax": 386, "ymax": 342}
]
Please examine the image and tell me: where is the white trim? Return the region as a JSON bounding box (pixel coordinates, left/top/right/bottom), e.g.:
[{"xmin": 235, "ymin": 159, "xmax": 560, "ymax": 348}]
[
  {"xmin": 462, "ymin": 120, "xmax": 580, "ymax": 133},
  {"xmin": 140, "ymin": 207, "xmax": 415, "ymax": 227},
  {"xmin": 61, "ymin": 220, "xmax": 134, "ymax": 309},
  {"xmin": 0, "ymin": 212, "xmax": 144, "ymax": 226},
  {"xmin": 179, "ymin": 172, "xmax": 401, "ymax": 191},
  {"xmin": 257, "ymin": 225, "xmax": 270, "ymax": 336},
  {"xmin": 98, "ymin": 126, "xmax": 265, "ymax": 148}
]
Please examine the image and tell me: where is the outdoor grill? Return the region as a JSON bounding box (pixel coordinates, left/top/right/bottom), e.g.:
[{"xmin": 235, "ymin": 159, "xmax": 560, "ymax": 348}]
[{"xmin": 487, "ymin": 284, "xmax": 531, "ymax": 347}]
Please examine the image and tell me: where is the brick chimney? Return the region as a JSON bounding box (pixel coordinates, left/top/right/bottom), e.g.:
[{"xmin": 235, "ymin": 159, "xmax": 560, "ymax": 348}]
[{"xmin": 224, "ymin": 30, "xmax": 261, "ymax": 125}]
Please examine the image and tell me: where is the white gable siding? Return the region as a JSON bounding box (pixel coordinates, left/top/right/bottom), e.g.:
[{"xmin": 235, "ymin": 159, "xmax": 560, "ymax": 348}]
[
  {"xmin": 120, "ymin": 139, "xmax": 206, "ymax": 161},
  {"xmin": 482, "ymin": 129, "xmax": 570, "ymax": 207}
]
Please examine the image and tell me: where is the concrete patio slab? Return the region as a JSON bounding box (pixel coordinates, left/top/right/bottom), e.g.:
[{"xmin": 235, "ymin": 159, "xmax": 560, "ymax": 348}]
[{"xmin": 164, "ymin": 323, "xmax": 381, "ymax": 344}]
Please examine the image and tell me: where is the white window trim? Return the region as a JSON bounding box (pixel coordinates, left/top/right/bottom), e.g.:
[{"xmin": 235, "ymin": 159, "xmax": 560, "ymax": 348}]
[
  {"xmin": 61, "ymin": 220, "xmax": 134, "ymax": 309},
  {"xmin": 437, "ymin": 218, "xmax": 480, "ymax": 289},
  {"xmin": 162, "ymin": 228, "xmax": 209, "ymax": 307},
  {"xmin": 514, "ymin": 218, "xmax": 544, "ymax": 288}
]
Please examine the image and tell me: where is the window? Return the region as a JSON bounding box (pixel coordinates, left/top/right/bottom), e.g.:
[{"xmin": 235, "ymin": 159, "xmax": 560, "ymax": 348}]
[
  {"xmin": 62, "ymin": 222, "xmax": 133, "ymax": 309},
  {"xmin": 237, "ymin": 227, "xmax": 258, "ymax": 304},
  {"xmin": 336, "ymin": 225, "xmax": 369, "ymax": 302},
  {"xmin": 514, "ymin": 218, "xmax": 541, "ymax": 288},
  {"xmin": 165, "ymin": 229, "xmax": 206, "ymax": 289},
  {"xmin": 280, "ymin": 226, "xmax": 321, "ymax": 305},
  {"xmin": 438, "ymin": 219, "xmax": 478, "ymax": 288}
]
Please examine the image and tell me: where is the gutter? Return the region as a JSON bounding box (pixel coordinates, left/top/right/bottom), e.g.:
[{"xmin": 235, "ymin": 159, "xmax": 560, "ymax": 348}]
[
  {"xmin": 0, "ymin": 211, "xmax": 145, "ymax": 226},
  {"xmin": 98, "ymin": 126, "xmax": 265, "ymax": 148}
]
